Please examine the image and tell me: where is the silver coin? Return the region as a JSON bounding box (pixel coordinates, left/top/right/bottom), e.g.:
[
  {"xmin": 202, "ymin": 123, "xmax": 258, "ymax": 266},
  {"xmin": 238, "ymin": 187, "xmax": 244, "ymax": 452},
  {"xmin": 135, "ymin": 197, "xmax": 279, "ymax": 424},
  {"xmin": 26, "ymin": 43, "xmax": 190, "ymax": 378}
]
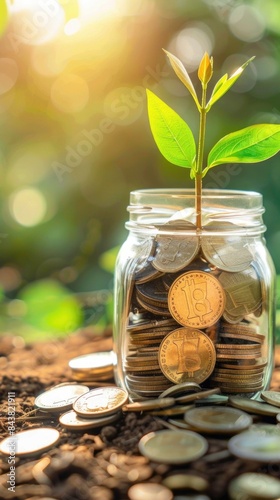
[
  {"xmin": 59, "ymin": 409, "xmax": 121, "ymax": 430},
  {"xmin": 138, "ymin": 429, "xmax": 208, "ymax": 464},
  {"xmin": 261, "ymin": 390, "xmax": 280, "ymax": 408},
  {"xmin": 184, "ymin": 406, "xmax": 252, "ymax": 434},
  {"xmin": 228, "ymin": 472, "xmax": 280, "ymax": 500},
  {"xmin": 128, "ymin": 482, "xmax": 173, "ymax": 500},
  {"xmin": 130, "ymin": 238, "xmax": 155, "ymax": 272},
  {"xmin": 0, "ymin": 428, "xmax": 60, "ymax": 457},
  {"xmin": 69, "ymin": 351, "xmax": 114, "ymax": 381},
  {"xmin": 73, "ymin": 386, "xmax": 128, "ymax": 418},
  {"xmin": 219, "ymin": 265, "xmax": 262, "ymax": 323},
  {"xmin": 228, "ymin": 424, "xmax": 280, "ymax": 462},
  {"xmin": 122, "ymin": 397, "xmax": 175, "ymax": 412},
  {"xmin": 153, "ymin": 230, "xmax": 199, "ymax": 273},
  {"xmin": 228, "ymin": 396, "xmax": 280, "ymax": 416},
  {"xmin": 201, "ymin": 229, "xmax": 253, "ymax": 272},
  {"xmin": 69, "ymin": 351, "xmax": 114, "ymax": 371},
  {"xmin": 34, "ymin": 383, "xmax": 89, "ymax": 413},
  {"xmin": 159, "ymin": 382, "xmax": 202, "ymax": 399}
]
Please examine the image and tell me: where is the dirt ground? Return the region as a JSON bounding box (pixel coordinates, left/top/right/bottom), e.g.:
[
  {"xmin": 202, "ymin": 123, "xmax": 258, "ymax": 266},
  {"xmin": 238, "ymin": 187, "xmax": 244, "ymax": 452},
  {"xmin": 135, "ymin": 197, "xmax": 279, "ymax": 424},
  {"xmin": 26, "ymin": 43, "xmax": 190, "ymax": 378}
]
[{"xmin": 0, "ymin": 328, "xmax": 280, "ymax": 500}]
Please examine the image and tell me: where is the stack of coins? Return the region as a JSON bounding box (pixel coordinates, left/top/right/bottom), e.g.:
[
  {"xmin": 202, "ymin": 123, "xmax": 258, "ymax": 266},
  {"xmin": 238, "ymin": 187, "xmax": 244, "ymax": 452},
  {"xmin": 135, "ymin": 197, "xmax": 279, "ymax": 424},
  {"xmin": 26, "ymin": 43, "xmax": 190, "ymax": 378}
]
[
  {"xmin": 69, "ymin": 351, "xmax": 115, "ymax": 383},
  {"xmin": 34, "ymin": 382, "xmax": 128, "ymax": 431},
  {"xmin": 121, "ymin": 220, "xmax": 269, "ymax": 400},
  {"xmin": 209, "ymin": 322, "xmax": 267, "ymax": 393}
]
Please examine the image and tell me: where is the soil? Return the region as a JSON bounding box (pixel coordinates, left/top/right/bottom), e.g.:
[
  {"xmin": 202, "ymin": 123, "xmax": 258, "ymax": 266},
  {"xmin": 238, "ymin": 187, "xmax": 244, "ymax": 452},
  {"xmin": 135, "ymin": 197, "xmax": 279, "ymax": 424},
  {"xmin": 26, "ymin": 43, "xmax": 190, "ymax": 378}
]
[{"xmin": 0, "ymin": 328, "xmax": 280, "ymax": 500}]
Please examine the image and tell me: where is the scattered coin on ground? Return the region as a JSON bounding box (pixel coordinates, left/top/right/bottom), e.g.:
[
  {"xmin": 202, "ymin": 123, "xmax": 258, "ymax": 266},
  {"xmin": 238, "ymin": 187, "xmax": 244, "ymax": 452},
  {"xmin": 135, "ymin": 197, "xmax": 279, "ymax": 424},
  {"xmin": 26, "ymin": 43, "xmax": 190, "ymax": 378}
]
[
  {"xmin": 184, "ymin": 406, "xmax": 252, "ymax": 434},
  {"xmin": 73, "ymin": 386, "xmax": 128, "ymax": 418},
  {"xmin": 0, "ymin": 428, "xmax": 60, "ymax": 457},
  {"xmin": 138, "ymin": 429, "xmax": 208, "ymax": 464},
  {"xmin": 228, "ymin": 472, "xmax": 280, "ymax": 500},
  {"xmin": 228, "ymin": 424, "xmax": 280, "ymax": 462},
  {"xmin": 34, "ymin": 383, "xmax": 89, "ymax": 413}
]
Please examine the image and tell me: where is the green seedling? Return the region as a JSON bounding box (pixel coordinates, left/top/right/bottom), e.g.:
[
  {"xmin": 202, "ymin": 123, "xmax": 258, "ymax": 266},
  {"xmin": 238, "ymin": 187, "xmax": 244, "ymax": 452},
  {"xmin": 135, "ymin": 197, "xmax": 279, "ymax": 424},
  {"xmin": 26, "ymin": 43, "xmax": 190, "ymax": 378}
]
[{"xmin": 147, "ymin": 51, "xmax": 280, "ymax": 228}]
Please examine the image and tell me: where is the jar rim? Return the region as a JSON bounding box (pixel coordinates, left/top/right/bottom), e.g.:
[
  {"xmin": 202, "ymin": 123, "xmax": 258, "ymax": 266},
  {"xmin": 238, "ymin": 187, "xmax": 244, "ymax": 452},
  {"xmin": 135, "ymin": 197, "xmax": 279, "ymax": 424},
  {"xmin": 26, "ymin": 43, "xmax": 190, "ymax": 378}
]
[
  {"xmin": 130, "ymin": 188, "xmax": 262, "ymax": 200},
  {"xmin": 127, "ymin": 188, "xmax": 265, "ymax": 235}
]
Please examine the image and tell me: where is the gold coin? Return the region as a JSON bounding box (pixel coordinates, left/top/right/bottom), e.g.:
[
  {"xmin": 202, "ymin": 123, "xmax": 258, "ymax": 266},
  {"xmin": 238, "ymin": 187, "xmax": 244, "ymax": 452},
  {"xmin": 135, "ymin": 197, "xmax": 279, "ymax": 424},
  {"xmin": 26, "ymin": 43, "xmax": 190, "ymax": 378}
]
[
  {"xmin": 158, "ymin": 327, "xmax": 216, "ymax": 384},
  {"xmin": 215, "ymin": 343, "xmax": 262, "ymax": 350},
  {"xmin": 212, "ymin": 367, "xmax": 264, "ymax": 376},
  {"xmin": 168, "ymin": 271, "xmax": 225, "ymax": 328},
  {"xmin": 218, "ymin": 357, "xmax": 267, "ymax": 370},
  {"xmin": 216, "ymin": 352, "xmax": 261, "ymax": 360},
  {"xmin": 220, "ymin": 332, "xmax": 265, "ymax": 344}
]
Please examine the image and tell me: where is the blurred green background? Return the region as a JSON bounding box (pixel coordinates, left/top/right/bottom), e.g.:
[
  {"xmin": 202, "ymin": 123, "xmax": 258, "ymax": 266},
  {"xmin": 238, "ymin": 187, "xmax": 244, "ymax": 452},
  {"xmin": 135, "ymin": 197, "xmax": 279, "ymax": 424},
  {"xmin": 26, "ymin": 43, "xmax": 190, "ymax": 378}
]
[{"xmin": 0, "ymin": 0, "xmax": 280, "ymax": 341}]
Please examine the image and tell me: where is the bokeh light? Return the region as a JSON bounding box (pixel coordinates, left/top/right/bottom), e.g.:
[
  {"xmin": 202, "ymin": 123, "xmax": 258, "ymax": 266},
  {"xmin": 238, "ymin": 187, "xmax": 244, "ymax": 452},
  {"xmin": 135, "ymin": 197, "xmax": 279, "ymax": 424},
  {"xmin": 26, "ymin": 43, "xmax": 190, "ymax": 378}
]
[
  {"xmin": 228, "ymin": 5, "xmax": 265, "ymax": 42},
  {"xmin": 9, "ymin": 187, "xmax": 47, "ymax": 227},
  {"xmin": 168, "ymin": 23, "xmax": 214, "ymax": 72},
  {"xmin": 0, "ymin": 0, "xmax": 280, "ymax": 340}
]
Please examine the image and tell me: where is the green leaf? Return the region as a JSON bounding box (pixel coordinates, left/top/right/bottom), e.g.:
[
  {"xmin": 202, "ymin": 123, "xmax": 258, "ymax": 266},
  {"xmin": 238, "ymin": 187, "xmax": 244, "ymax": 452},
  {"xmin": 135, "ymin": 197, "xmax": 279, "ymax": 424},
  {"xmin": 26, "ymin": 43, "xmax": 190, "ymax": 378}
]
[
  {"xmin": 0, "ymin": 0, "xmax": 9, "ymax": 36},
  {"xmin": 206, "ymin": 57, "xmax": 255, "ymax": 111},
  {"xmin": 163, "ymin": 49, "xmax": 200, "ymax": 111},
  {"xmin": 146, "ymin": 89, "xmax": 196, "ymax": 169},
  {"xmin": 206, "ymin": 124, "xmax": 280, "ymax": 172}
]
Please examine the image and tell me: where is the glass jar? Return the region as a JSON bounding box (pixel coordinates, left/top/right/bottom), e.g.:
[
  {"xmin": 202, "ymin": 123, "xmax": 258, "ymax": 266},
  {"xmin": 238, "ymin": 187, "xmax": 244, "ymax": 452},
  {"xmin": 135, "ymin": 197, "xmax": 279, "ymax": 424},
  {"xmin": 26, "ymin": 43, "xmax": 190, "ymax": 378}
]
[{"xmin": 113, "ymin": 189, "xmax": 275, "ymax": 401}]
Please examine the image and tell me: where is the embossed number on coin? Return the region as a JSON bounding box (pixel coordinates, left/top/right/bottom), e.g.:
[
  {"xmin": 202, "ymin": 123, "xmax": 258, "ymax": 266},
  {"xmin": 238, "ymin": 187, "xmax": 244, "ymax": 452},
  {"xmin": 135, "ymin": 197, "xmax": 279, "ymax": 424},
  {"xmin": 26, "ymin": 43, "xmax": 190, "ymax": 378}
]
[{"xmin": 168, "ymin": 271, "xmax": 225, "ymax": 328}]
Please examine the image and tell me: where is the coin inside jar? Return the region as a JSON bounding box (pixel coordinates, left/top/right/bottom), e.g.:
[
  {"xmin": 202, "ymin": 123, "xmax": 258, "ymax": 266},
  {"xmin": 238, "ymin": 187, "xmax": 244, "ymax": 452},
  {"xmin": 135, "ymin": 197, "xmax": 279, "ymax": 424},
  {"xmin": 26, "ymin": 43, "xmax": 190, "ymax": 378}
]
[
  {"xmin": 168, "ymin": 270, "xmax": 225, "ymax": 328},
  {"xmin": 201, "ymin": 225, "xmax": 253, "ymax": 272},
  {"xmin": 152, "ymin": 222, "xmax": 199, "ymax": 273},
  {"xmin": 158, "ymin": 327, "xmax": 216, "ymax": 385}
]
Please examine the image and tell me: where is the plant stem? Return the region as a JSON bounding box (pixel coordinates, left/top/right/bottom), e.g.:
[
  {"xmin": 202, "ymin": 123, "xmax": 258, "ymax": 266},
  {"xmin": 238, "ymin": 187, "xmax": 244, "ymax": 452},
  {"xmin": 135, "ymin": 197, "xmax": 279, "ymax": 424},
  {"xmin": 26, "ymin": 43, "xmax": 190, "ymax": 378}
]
[{"xmin": 195, "ymin": 84, "xmax": 207, "ymax": 230}]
